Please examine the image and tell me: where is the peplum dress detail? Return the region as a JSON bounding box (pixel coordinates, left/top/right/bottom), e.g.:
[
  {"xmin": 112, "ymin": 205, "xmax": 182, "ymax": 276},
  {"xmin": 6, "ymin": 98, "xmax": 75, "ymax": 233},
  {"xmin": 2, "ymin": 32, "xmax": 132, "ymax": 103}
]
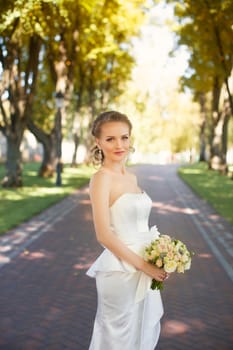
[{"xmin": 86, "ymin": 192, "xmax": 164, "ymax": 350}]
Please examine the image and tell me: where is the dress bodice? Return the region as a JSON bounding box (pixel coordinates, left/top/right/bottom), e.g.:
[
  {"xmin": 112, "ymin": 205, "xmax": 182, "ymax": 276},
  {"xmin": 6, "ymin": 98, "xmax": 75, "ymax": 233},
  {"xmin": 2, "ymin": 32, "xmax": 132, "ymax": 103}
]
[{"xmin": 110, "ymin": 192, "xmax": 152, "ymax": 240}]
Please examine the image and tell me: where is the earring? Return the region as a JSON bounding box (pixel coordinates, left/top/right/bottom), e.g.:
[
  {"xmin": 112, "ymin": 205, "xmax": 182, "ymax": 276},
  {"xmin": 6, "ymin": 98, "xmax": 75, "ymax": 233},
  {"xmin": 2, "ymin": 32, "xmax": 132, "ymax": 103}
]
[{"xmin": 97, "ymin": 148, "xmax": 103, "ymax": 161}]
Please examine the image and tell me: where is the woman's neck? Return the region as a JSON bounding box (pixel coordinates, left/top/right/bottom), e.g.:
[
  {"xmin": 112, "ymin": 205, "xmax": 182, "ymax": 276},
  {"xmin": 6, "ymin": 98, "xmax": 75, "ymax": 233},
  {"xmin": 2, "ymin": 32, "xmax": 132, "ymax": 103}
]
[{"xmin": 101, "ymin": 161, "xmax": 126, "ymax": 174}]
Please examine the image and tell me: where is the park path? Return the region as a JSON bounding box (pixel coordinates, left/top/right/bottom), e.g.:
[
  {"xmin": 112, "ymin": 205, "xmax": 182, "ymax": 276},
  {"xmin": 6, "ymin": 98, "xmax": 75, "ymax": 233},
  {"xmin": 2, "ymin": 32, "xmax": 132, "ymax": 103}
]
[{"xmin": 0, "ymin": 164, "xmax": 232, "ymax": 350}]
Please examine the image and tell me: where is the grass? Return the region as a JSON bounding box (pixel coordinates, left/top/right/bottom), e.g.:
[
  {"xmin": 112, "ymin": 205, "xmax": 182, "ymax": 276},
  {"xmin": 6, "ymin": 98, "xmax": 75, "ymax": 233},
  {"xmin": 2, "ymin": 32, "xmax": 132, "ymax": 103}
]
[
  {"xmin": 0, "ymin": 162, "xmax": 95, "ymax": 234},
  {"xmin": 178, "ymin": 162, "xmax": 233, "ymax": 225}
]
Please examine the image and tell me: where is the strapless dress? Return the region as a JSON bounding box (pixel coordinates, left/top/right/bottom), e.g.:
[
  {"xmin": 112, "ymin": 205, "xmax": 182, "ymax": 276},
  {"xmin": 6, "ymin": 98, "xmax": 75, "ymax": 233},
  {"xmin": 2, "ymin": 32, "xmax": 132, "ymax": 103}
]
[{"xmin": 87, "ymin": 192, "xmax": 163, "ymax": 350}]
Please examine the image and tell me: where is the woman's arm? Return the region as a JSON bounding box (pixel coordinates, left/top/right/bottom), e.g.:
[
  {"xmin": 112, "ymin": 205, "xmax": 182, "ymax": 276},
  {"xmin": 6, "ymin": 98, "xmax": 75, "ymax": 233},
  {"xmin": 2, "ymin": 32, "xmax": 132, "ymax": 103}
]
[{"xmin": 89, "ymin": 172, "xmax": 166, "ymax": 282}]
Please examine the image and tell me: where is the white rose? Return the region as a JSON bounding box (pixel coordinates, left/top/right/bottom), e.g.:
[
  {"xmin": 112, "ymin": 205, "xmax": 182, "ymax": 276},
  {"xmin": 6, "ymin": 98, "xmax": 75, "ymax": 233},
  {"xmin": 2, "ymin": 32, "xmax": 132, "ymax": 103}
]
[
  {"xmin": 184, "ymin": 259, "xmax": 191, "ymax": 270},
  {"xmin": 164, "ymin": 260, "xmax": 177, "ymax": 273}
]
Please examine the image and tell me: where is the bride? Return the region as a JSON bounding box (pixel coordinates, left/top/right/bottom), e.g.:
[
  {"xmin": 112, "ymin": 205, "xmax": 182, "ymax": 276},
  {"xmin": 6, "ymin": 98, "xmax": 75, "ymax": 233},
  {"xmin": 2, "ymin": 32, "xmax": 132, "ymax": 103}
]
[{"xmin": 86, "ymin": 111, "xmax": 168, "ymax": 350}]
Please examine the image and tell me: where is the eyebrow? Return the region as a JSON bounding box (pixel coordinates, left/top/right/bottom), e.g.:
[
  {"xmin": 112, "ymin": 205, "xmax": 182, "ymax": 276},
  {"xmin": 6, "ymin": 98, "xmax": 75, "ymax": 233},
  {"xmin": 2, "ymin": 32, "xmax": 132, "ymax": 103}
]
[{"xmin": 105, "ymin": 133, "xmax": 129, "ymax": 137}]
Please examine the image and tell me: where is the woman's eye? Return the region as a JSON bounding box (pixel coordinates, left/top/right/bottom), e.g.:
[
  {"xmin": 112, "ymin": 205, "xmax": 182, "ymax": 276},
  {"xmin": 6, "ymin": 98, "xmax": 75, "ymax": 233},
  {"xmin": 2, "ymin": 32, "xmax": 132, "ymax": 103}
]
[
  {"xmin": 122, "ymin": 136, "xmax": 129, "ymax": 140},
  {"xmin": 106, "ymin": 138, "xmax": 113, "ymax": 142}
]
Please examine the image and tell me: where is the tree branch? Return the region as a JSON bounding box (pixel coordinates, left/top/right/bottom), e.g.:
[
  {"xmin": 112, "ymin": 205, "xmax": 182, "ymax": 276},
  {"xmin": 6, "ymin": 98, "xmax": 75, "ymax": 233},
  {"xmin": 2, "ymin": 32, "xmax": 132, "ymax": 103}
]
[{"xmin": 27, "ymin": 118, "xmax": 50, "ymax": 145}]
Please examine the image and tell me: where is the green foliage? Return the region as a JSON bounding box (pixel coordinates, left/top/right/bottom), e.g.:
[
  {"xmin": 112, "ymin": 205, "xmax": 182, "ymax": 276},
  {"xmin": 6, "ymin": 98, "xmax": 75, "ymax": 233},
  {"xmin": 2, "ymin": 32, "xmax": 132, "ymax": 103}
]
[
  {"xmin": 0, "ymin": 0, "xmax": 70, "ymax": 132},
  {"xmin": 72, "ymin": 0, "xmax": 147, "ymax": 112},
  {"xmin": 179, "ymin": 162, "xmax": 233, "ymax": 225},
  {"xmin": 163, "ymin": 0, "xmax": 233, "ymax": 125},
  {"xmin": 170, "ymin": 0, "xmax": 233, "ymax": 97},
  {"xmin": 0, "ymin": 0, "xmax": 69, "ymax": 37},
  {"xmin": 0, "ymin": 0, "xmax": 150, "ymax": 175},
  {"xmin": 0, "ymin": 0, "xmax": 148, "ymax": 114},
  {"xmin": 0, "ymin": 162, "xmax": 95, "ymax": 234}
]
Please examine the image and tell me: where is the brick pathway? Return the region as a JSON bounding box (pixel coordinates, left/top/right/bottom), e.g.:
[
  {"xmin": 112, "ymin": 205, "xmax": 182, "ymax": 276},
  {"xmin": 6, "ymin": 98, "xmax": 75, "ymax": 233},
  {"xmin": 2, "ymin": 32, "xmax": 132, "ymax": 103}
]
[{"xmin": 0, "ymin": 164, "xmax": 232, "ymax": 350}]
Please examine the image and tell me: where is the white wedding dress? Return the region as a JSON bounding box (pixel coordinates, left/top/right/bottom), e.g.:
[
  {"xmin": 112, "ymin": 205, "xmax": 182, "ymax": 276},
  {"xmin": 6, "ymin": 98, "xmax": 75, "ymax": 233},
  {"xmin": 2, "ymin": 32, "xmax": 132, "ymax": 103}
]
[{"xmin": 86, "ymin": 192, "xmax": 164, "ymax": 350}]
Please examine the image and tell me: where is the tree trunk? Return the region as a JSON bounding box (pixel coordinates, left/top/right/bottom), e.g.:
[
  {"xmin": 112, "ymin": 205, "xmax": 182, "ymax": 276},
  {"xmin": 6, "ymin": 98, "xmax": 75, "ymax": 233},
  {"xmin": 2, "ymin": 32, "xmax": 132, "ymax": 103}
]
[
  {"xmin": 208, "ymin": 76, "xmax": 221, "ymax": 169},
  {"xmin": 2, "ymin": 126, "xmax": 24, "ymax": 187},
  {"xmin": 27, "ymin": 119, "xmax": 56, "ymax": 177},
  {"xmin": 71, "ymin": 132, "xmax": 80, "ymax": 167},
  {"xmin": 199, "ymin": 93, "xmax": 207, "ymax": 162},
  {"xmin": 209, "ymin": 99, "xmax": 231, "ymax": 173},
  {"xmin": 39, "ymin": 138, "xmax": 56, "ymax": 177},
  {"xmin": 221, "ymin": 99, "xmax": 231, "ymax": 174},
  {"xmin": 1, "ymin": 35, "xmax": 42, "ymax": 187},
  {"xmin": 199, "ymin": 133, "xmax": 206, "ymax": 162}
]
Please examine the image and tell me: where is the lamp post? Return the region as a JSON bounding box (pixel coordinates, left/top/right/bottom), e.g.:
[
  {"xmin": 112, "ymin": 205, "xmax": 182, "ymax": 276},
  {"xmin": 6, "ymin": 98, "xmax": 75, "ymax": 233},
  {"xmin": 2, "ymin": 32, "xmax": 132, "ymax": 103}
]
[{"xmin": 55, "ymin": 91, "xmax": 64, "ymax": 186}]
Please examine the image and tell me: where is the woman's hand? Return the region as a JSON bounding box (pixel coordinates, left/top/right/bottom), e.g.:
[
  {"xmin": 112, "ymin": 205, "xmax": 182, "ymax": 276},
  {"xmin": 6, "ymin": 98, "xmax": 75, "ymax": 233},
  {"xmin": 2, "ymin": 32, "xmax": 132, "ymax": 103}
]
[{"xmin": 142, "ymin": 261, "xmax": 169, "ymax": 282}]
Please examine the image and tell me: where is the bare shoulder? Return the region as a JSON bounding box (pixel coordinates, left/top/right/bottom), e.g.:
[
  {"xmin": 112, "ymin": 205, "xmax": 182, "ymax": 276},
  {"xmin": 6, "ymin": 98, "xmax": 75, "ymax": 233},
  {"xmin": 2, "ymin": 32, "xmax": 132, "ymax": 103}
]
[
  {"xmin": 89, "ymin": 169, "xmax": 112, "ymax": 196},
  {"xmin": 90, "ymin": 168, "xmax": 112, "ymax": 186}
]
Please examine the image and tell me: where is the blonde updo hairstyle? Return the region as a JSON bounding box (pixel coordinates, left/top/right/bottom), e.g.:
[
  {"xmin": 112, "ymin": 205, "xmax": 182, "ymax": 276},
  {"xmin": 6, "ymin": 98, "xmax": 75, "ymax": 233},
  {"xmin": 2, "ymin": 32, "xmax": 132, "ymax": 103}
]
[{"xmin": 91, "ymin": 110, "xmax": 133, "ymax": 164}]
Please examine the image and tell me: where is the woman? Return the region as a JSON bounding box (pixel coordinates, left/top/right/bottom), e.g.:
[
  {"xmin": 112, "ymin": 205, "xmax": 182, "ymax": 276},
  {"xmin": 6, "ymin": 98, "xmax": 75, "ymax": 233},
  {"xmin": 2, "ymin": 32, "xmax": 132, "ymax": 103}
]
[{"xmin": 86, "ymin": 111, "xmax": 167, "ymax": 350}]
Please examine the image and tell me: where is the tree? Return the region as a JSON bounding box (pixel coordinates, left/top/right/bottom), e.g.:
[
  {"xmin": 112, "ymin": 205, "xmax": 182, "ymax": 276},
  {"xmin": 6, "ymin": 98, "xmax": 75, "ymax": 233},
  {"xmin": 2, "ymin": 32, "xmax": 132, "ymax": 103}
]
[
  {"xmin": 0, "ymin": 0, "xmax": 153, "ymax": 184},
  {"xmin": 164, "ymin": 0, "xmax": 233, "ymax": 171},
  {"xmin": 26, "ymin": 0, "xmax": 149, "ymax": 170},
  {"xmin": 0, "ymin": 0, "xmax": 68, "ymax": 186}
]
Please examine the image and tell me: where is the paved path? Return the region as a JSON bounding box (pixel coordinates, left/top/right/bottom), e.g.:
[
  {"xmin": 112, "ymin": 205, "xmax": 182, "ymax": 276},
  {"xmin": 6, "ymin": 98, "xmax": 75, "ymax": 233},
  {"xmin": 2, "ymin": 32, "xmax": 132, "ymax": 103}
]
[{"xmin": 0, "ymin": 164, "xmax": 232, "ymax": 350}]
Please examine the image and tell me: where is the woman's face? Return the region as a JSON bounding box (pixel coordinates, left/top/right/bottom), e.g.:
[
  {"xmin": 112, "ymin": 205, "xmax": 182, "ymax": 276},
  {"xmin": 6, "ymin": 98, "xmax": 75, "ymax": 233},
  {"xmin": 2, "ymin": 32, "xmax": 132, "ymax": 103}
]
[{"xmin": 96, "ymin": 121, "xmax": 131, "ymax": 163}]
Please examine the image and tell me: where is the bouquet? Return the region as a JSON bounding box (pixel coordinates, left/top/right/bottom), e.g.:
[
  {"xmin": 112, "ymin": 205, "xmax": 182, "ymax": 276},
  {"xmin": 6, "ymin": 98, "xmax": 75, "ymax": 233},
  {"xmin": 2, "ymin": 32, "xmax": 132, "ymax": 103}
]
[{"xmin": 144, "ymin": 234, "xmax": 193, "ymax": 290}]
